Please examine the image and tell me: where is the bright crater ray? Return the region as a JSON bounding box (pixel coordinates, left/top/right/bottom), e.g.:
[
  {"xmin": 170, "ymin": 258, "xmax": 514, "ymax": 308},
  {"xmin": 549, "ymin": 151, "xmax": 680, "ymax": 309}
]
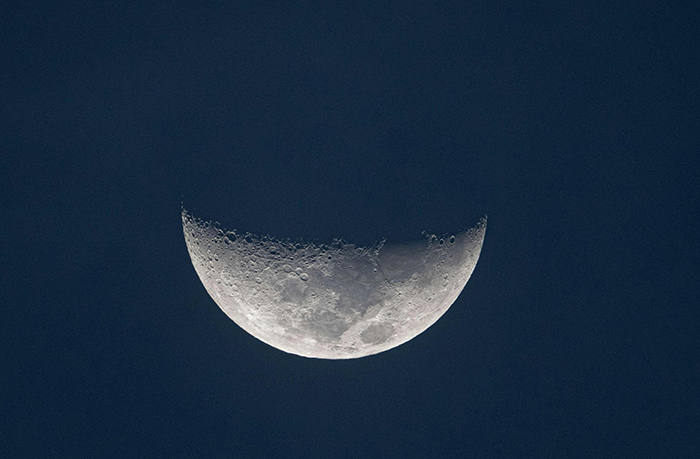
[{"xmin": 182, "ymin": 209, "xmax": 486, "ymax": 359}]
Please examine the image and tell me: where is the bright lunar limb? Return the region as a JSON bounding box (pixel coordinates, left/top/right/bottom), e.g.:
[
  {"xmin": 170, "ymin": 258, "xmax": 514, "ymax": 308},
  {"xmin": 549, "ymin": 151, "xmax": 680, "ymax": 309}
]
[{"xmin": 182, "ymin": 209, "xmax": 486, "ymax": 359}]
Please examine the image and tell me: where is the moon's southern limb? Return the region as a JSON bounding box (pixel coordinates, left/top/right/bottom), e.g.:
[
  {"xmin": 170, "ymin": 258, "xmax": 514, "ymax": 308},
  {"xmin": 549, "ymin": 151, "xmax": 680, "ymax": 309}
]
[{"xmin": 182, "ymin": 209, "xmax": 486, "ymax": 359}]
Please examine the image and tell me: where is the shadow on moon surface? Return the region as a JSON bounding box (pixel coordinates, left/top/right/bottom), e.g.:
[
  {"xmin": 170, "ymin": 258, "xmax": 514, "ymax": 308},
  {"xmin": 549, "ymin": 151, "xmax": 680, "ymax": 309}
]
[{"xmin": 182, "ymin": 209, "xmax": 486, "ymax": 359}]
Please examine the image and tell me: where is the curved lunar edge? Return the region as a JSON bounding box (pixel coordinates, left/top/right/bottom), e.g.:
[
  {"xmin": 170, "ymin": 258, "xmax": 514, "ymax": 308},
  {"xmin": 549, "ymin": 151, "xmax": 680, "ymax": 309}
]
[{"xmin": 182, "ymin": 209, "xmax": 486, "ymax": 359}]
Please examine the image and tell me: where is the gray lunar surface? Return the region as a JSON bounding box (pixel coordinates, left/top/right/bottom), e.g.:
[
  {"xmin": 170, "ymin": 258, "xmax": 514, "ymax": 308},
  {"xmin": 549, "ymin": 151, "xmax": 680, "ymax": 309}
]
[{"xmin": 182, "ymin": 209, "xmax": 486, "ymax": 359}]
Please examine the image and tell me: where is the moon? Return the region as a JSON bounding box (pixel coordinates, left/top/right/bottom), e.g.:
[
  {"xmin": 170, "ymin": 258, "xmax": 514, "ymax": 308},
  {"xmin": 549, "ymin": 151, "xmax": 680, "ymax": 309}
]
[{"xmin": 182, "ymin": 209, "xmax": 486, "ymax": 359}]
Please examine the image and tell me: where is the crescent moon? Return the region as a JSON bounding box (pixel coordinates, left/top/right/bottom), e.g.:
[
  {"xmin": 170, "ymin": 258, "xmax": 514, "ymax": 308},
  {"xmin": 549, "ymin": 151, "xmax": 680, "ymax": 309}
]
[{"xmin": 182, "ymin": 209, "xmax": 486, "ymax": 359}]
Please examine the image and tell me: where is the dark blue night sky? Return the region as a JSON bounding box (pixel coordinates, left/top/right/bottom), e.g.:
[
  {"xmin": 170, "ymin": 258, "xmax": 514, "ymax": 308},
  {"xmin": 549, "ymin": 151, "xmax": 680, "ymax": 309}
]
[{"xmin": 2, "ymin": 1, "xmax": 698, "ymax": 457}]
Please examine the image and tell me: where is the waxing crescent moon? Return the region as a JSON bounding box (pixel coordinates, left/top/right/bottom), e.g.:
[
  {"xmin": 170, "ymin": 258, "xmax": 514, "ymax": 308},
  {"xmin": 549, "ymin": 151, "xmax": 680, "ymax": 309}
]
[{"xmin": 182, "ymin": 209, "xmax": 486, "ymax": 359}]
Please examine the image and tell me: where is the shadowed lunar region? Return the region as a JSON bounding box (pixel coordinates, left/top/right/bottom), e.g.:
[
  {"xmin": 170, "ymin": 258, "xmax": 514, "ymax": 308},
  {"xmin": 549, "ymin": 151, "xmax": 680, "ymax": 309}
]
[{"xmin": 182, "ymin": 209, "xmax": 486, "ymax": 359}]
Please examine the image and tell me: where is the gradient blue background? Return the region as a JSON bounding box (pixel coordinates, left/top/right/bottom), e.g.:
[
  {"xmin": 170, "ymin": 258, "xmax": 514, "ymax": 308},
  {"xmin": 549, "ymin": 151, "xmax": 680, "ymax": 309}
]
[{"xmin": 2, "ymin": 1, "xmax": 698, "ymax": 457}]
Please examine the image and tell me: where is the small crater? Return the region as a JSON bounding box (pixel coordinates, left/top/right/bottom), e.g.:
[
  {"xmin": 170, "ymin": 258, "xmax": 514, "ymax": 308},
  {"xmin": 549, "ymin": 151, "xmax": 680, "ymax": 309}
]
[{"xmin": 299, "ymin": 273, "xmax": 309, "ymax": 281}]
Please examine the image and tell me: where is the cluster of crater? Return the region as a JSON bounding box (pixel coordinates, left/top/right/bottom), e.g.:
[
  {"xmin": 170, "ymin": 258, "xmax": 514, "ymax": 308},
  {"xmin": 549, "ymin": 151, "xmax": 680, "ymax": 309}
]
[{"xmin": 182, "ymin": 208, "xmax": 485, "ymax": 359}]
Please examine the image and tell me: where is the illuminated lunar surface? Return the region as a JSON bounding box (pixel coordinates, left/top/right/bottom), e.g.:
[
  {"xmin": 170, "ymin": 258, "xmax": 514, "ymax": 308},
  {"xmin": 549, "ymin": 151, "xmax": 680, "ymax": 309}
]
[{"xmin": 182, "ymin": 209, "xmax": 486, "ymax": 359}]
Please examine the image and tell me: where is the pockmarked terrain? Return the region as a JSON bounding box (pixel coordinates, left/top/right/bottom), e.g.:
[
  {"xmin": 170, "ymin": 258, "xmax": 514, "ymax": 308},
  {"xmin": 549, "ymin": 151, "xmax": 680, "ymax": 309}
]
[{"xmin": 183, "ymin": 209, "xmax": 486, "ymax": 359}]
